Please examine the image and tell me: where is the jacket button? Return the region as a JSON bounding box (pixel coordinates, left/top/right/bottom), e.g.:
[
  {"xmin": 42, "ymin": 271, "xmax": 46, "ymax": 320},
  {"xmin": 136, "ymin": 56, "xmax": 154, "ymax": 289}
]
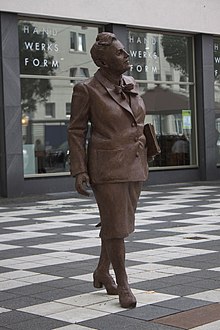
[
  {"xmin": 136, "ymin": 152, "xmax": 139, "ymax": 157},
  {"xmin": 131, "ymin": 122, "xmax": 136, "ymax": 127}
]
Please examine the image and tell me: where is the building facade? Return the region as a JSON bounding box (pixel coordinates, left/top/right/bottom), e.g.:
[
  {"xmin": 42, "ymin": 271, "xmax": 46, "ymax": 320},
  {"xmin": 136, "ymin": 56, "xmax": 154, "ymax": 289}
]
[{"xmin": 0, "ymin": 0, "xmax": 220, "ymax": 197}]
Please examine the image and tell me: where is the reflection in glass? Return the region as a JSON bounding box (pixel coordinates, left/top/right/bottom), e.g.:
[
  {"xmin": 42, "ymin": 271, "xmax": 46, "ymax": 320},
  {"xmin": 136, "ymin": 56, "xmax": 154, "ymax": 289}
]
[
  {"xmin": 19, "ymin": 20, "xmax": 98, "ymax": 77},
  {"xmin": 18, "ymin": 21, "xmax": 57, "ymax": 76},
  {"xmin": 214, "ymin": 38, "xmax": 220, "ymax": 165},
  {"xmin": 19, "ymin": 20, "xmax": 100, "ymax": 175},
  {"xmin": 128, "ymin": 31, "xmax": 193, "ymax": 82},
  {"xmin": 215, "ymin": 118, "xmax": 220, "ymax": 164},
  {"xmin": 141, "ymin": 84, "xmax": 194, "ymax": 167},
  {"xmin": 128, "ymin": 29, "xmax": 196, "ymax": 168},
  {"xmin": 21, "ymin": 78, "xmax": 71, "ymax": 174}
]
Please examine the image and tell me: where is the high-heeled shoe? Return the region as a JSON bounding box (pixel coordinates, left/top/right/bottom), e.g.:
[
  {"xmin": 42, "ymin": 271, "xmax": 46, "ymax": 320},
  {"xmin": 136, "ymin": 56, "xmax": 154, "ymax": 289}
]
[
  {"xmin": 93, "ymin": 271, "xmax": 118, "ymax": 295},
  {"xmin": 118, "ymin": 286, "xmax": 137, "ymax": 308}
]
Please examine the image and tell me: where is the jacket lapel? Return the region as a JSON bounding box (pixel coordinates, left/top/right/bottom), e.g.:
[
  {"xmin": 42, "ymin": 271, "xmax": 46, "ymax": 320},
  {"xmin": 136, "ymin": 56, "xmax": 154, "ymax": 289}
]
[
  {"xmin": 122, "ymin": 76, "xmax": 140, "ymax": 118},
  {"xmin": 94, "ymin": 70, "xmax": 136, "ymax": 118}
]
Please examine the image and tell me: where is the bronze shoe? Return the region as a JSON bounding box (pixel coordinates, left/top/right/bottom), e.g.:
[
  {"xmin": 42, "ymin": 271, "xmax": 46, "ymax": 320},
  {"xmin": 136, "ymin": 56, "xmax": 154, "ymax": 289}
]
[
  {"xmin": 118, "ymin": 286, "xmax": 137, "ymax": 308},
  {"xmin": 93, "ymin": 271, "xmax": 118, "ymax": 295}
]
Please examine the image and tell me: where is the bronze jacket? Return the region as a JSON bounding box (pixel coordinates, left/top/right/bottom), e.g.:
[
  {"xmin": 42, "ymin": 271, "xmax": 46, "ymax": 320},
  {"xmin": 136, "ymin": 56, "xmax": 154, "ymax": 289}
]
[{"xmin": 68, "ymin": 69, "xmax": 148, "ymax": 184}]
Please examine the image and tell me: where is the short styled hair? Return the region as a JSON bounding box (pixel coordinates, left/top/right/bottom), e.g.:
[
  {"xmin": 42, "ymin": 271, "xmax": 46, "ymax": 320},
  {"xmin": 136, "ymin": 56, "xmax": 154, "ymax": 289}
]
[{"xmin": 90, "ymin": 32, "xmax": 117, "ymax": 67}]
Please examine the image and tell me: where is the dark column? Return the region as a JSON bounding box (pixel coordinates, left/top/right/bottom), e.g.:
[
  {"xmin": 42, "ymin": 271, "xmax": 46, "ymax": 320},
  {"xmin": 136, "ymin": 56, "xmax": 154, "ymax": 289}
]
[
  {"xmin": 195, "ymin": 34, "xmax": 218, "ymax": 180},
  {"xmin": 0, "ymin": 13, "xmax": 24, "ymax": 197},
  {"xmin": 104, "ymin": 24, "xmax": 127, "ymax": 49},
  {"xmin": 0, "ymin": 16, "xmax": 5, "ymax": 197}
]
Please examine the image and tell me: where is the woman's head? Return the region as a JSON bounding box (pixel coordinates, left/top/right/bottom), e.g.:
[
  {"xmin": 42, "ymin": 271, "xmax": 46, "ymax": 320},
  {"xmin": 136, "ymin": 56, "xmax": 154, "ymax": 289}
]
[
  {"xmin": 90, "ymin": 32, "xmax": 117, "ymax": 67},
  {"xmin": 90, "ymin": 32, "xmax": 130, "ymax": 74}
]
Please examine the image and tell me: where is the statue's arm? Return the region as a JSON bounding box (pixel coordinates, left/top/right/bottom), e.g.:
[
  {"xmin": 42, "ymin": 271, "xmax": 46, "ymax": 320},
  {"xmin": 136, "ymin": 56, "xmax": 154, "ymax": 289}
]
[{"xmin": 68, "ymin": 83, "xmax": 90, "ymax": 195}]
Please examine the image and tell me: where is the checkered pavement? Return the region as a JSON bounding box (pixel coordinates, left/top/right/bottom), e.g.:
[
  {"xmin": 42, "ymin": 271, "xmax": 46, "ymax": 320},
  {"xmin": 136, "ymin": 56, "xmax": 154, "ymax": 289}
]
[{"xmin": 0, "ymin": 183, "xmax": 220, "ymax": 329}]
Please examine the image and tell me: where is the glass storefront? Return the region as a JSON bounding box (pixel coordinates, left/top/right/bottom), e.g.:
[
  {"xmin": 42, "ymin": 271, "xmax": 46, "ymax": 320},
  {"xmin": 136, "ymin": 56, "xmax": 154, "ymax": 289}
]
[
  {"xmin": 214, "ymin": 38, "xmax": 220, "ymax": 165},
  {"xmin": 128, "ymin": 29, "xmax": 197, "ymax": 168},
  {"xmin": 19, "ymin": 20, "xmax": 100, "ymax": 175},
  {"xmin": 19, "ymin": 20, "xmax": 197, "ymax": 176}
]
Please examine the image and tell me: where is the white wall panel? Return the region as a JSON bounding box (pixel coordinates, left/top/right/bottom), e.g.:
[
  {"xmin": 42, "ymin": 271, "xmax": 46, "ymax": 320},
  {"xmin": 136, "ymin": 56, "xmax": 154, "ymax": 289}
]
[{"xmin": 1, "ymin": 0, "xmax": 220, "ymax": 34}]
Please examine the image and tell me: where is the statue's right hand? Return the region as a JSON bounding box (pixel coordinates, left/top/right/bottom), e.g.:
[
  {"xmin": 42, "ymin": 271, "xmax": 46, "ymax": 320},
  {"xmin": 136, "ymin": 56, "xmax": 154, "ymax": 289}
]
[{"xmin": 75, "ymin": 172, "xmax": 90, "ymax": 197}]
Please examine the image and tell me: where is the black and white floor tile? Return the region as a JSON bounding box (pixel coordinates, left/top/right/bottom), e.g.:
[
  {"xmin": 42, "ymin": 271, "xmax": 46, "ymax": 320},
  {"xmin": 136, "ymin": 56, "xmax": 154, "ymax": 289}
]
[{"xmin": 0, "ymin": 183, "xmax": 220, "ymax": 329}]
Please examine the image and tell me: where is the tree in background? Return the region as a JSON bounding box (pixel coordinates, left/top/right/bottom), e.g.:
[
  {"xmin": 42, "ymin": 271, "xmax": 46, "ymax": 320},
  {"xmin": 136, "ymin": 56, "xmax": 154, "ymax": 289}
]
[{"xmin": 161, "ymin": 35, "xmax": 189, "ymax": 76}]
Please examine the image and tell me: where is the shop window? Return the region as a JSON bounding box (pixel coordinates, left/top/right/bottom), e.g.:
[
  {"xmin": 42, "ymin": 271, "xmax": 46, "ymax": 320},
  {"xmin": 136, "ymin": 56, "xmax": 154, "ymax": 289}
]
[
  {"xmin": 214, "ymin": 38, "xmax": 220, "ymax": 165},
  {"xmin": 79, "ymin": 67, "xmax": 89, "ymax": 77},
  {"xmin": 166, "ymin": 74, "xmax": 172, "ymax": 81},
  {"xmin": 19, "ymin": 19, "xmax": 100, "ymax": 176},
  {"xmin": 70, "ymin": 32, "xmax": 86, "ymax": 51},
  {"xmin": 69, "ymin": 67, "xmax": 89, "ymax": 84},
  {"xmin": 128, "ymin": 29, "xmax": 197, "ymax": 168},
  {"xmin": 78, "ymin": 33, "xmax": 86, "ymax": 52},
  {"xmin": 154, "ymin": 73, "xmax": 161, "ymax": 81},
  {"xmin": 152, "ymin": 36, "xmax": 159, "ymax": 55},
  {"xmin": 180, "ymin": 75, "xmax": 187, "ymax": 90},
  {"xmin": 66, "ymin": 103, "xmax": 71, "ymax": 117},
  {"xmin": 70, "ymin": 31, "xmax": 77, "ymax": 50},
  {"xmin": 45, "ymin": 103, "xmax": 55, "ymax": 118},
  {"xmin": 70, "ymin": 67, "xmax": 77, "ymax": 83}
]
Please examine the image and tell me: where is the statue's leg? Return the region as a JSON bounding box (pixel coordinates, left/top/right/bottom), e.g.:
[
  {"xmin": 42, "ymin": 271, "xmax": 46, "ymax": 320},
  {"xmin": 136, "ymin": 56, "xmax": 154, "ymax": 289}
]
[
  {"xmin": 105, "ymin": 237, "xmax": 136, "ymax": 309},
  {"xmin": 96, "ymin": 238, "xmax": 110, "ymax": 271},
  {"xmin": 93, "ymin": 238, "xmax": 118, "ymax": 295}
]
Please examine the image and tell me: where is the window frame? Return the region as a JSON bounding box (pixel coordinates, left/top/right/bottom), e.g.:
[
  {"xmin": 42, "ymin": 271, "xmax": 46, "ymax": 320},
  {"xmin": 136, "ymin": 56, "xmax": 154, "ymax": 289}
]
[
  {"xmin": 127, "ymin": 28, "xmax": 198, "ymax": 170},
  {"xmin": 18, "ymin": 17, "xmax": 103, "ymax": 178}
]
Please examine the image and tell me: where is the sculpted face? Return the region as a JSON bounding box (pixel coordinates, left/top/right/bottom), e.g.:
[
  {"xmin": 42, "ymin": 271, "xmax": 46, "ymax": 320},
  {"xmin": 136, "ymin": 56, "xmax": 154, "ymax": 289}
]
[{"xmin": 103, "ymin": 40, "xmax": 130, "ymax": 75}]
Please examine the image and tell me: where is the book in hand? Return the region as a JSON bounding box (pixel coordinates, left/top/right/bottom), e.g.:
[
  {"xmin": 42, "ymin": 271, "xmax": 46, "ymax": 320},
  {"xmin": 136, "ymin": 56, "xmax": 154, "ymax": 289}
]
[{"xmin": 144, "ymin": 123, "xmax": 161, "ymax": 159}]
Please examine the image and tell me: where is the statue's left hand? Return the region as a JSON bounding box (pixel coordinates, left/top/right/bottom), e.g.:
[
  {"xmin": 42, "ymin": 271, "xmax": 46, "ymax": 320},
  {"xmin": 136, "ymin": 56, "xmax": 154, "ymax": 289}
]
[{"xmin": 75, "ymin": 172, "xmax": 90, "ymax": 197}]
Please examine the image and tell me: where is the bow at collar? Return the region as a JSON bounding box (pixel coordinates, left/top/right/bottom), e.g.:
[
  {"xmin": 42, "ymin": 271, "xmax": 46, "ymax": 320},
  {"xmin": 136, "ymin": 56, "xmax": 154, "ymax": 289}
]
[{"xmin": 114, "ymin": 83, "xmax": 138, "ymax": 99}]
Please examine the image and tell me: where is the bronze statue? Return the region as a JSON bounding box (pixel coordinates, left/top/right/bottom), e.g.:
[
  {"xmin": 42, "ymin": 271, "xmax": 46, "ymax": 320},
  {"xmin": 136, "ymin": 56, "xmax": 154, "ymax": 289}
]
[{"xmin": 68, "ymin": 32, "xmax": 148, "ymax": 308}]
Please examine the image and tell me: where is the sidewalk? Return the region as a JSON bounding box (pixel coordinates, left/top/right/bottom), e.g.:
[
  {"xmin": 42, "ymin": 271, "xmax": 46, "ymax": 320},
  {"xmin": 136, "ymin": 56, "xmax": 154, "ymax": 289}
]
[{"xmin": 0, "ymin": 182, "xmax": 220, "ymax": 329}]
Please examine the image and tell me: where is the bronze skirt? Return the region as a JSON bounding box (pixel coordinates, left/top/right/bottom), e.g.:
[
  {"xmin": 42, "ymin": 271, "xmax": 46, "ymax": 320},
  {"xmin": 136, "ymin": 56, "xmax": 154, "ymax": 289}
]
[{"xmin": 92, "ymin": 182, "xmax": 142, "ymax": 239}]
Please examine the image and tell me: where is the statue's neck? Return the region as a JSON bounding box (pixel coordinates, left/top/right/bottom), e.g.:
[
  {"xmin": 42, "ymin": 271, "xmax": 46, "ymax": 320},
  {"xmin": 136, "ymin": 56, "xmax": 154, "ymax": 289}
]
[{"xmin": 99, "ymin": 68, "xmax": 122, "ymax": 86}]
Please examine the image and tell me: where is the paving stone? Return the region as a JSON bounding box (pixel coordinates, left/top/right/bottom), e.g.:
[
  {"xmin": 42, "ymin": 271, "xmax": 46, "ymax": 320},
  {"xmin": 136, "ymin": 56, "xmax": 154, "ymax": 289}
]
[
  {"xmin": 7, "ymin": 315, "xmax": 70, "ymax": 330},
  {"xmin": 118, "ymin": 304, "xmax": 178, "ymax": 321},
  {"xmin": 30, "ymin": 288, "xmax": 80, "ymax": 301},
  {"xmin": 0, "ymin": 296, "xmax": 46, "ymax": 309},
  {"xmin": 0, "ymin": 310, "xmax": 37, "ymax": 326},
  {"xmin": 79, "ymin": 313, "xmax": 180, "ymax": 330},
  {"xmin": 153, "ymin": 303, "xmax": 220, "ymax": 329},
  {"xmin": 152, "ymin": 297, "xmax": 214, "ymax": 311},
  {"xmin": 0, "ymin": 183, "xmax": 220, "ymax": 328},
  {"xmin": 157, "ymin": 284, "xmax": 208, "ymax": 296}
]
